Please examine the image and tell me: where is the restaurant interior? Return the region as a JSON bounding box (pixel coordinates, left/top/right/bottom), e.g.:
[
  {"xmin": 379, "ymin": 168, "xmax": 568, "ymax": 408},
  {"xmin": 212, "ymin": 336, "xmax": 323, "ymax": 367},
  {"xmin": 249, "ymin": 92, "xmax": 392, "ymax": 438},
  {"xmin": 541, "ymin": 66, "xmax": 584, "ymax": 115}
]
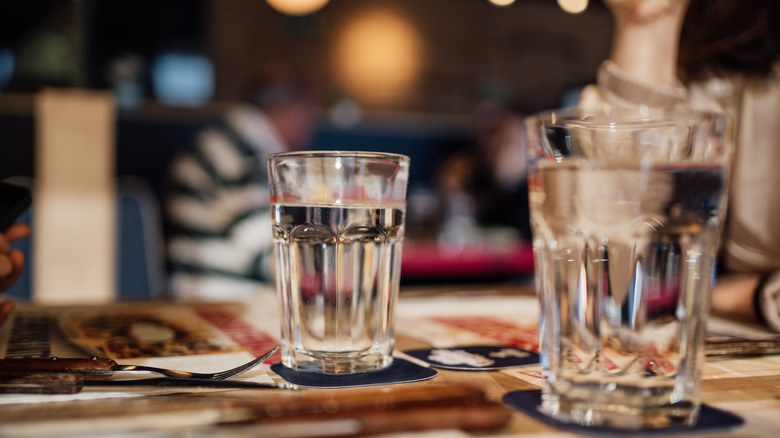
[
  {"xmin": 4, "ymin": 2, "xmax": 780, "ymax": 437},
  {"xmin": 0, "ymin": 0, "xmax": 613, "ymax": 302}
]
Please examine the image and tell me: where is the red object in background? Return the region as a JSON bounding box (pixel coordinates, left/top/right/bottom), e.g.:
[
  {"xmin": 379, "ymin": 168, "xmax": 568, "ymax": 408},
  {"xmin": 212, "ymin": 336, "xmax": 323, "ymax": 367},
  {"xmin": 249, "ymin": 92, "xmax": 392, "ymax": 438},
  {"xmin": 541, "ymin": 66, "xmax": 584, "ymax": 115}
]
[{"xmin": 401, "ymin": 241, "xmax": 534, "ymax": 280}]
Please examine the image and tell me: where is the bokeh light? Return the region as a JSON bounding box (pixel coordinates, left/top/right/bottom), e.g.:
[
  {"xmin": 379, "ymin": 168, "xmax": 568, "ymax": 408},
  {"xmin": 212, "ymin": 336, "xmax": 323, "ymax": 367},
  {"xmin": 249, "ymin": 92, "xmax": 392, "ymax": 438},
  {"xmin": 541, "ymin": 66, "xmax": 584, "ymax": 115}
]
[
  {"xmin": 333, "ymin": 9, "xmax": 424, "ymax": 107},
  {"xmin": 557, "ymin": 0, "xmax": 589, "ymax": 14},
  {"xmin": 266, "ymin": 0, "xmax": 329, "ymax": 16}
]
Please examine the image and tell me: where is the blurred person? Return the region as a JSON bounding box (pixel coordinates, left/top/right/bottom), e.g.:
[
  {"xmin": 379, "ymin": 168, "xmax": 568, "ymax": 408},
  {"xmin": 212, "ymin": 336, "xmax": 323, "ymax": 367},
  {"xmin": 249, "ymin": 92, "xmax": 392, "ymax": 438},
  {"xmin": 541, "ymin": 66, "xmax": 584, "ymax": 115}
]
[
  {"xmin": 165, "ymin": 68, "xmax": 316, "ymax": 301},
  {"xmin": 0, "ymin": 223, "xmax": 30, "ymax": 325},
  {"xmin": 434, "ymin": 145, "xmax": 481, "ymax": 247},
  {"xmin": 433, "ymin": 106, "xmax": 531, "ymax": 248},
  {"xmin": 579, "ymin": 0, "xmax": 780, "ymax": 329},
  {"xmin": 472, "ymin": 107, "xmax": 531, "ymax": 241}
]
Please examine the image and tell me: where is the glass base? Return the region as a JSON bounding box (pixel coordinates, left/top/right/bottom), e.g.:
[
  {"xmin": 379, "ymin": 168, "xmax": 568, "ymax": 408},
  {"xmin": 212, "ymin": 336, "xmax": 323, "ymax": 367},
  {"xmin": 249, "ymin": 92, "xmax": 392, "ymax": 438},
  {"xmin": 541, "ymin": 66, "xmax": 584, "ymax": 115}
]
[
  {"xmin": 542, "ymin": 385, "xmax": 699, "ymax": 430},
  {"xmin": 283, "ymin": 349, "xmax": 393, "ymax": 374}
]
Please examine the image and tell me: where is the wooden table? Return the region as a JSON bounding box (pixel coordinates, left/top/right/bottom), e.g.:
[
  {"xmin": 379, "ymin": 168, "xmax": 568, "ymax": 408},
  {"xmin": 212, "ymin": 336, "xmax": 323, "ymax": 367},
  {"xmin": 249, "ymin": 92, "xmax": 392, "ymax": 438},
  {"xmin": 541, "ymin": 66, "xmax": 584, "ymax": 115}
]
[{"xmin": 1, "ymin": 283, "xmax": 779, "ymax": 437}]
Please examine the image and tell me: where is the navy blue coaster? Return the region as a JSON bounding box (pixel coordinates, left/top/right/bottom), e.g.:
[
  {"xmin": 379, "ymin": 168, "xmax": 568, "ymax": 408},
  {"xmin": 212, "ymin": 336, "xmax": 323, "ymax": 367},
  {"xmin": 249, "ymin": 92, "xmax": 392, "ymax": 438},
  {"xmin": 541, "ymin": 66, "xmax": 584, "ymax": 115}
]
[
  {"xmin": 270, "ymin": 358, "xmax": 437, "ymax": 388},
  {"xmin": 502, "ymin": 390, "xmax": 744, "ymax": 435},
  {"xmin": 403, "ymin": 345, "xmax": 539, "ymax": 370}
]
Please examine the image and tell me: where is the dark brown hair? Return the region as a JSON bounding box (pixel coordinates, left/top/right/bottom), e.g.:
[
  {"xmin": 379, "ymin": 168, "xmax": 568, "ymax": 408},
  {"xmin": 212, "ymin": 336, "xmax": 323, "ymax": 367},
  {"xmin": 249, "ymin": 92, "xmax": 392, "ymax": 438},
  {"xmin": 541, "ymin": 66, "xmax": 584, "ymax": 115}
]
[{"xmin": 678, "ymin": 0, "xmax": 780, "ymax": 79}]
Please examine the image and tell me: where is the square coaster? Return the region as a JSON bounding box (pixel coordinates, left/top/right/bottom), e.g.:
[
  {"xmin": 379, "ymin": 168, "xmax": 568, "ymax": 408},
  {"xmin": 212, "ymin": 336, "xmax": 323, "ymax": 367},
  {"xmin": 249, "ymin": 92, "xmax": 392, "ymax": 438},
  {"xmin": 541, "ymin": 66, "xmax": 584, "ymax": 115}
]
[
  {"xmin": 502, "ymin": 390, "xmax": 744, "ymax": 435},
  {"xmin": 403, "ymin": 345, "xmax": 539, "ymax": 370},
  {"xmin": 271, "ymin": 358, "xmax": 437, "ymax": 388}
]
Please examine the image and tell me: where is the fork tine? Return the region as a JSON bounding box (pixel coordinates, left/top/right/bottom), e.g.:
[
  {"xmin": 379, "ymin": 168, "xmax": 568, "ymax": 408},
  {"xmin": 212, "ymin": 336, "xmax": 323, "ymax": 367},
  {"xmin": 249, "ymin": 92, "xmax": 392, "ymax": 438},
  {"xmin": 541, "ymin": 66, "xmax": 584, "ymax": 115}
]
[
  {"xmin": 111, "ymin": 346, "xmax": 280, "ymax": 380},
  {"xmin": 212, "ymin": 346, "xmax": 279, "ymax": 380}
]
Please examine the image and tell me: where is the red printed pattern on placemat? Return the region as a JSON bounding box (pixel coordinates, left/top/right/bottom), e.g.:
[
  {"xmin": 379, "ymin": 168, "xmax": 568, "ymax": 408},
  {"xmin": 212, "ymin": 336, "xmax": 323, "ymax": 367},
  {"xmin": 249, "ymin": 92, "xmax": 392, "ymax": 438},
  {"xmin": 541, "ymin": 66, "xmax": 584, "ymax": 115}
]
[
  {"xmin": 430, "ymin": 316, "xmax": 539, "ymax": 352},
  {"xmin": 195, "ymin": 307, "xmax": 281, "ymax": 363}
]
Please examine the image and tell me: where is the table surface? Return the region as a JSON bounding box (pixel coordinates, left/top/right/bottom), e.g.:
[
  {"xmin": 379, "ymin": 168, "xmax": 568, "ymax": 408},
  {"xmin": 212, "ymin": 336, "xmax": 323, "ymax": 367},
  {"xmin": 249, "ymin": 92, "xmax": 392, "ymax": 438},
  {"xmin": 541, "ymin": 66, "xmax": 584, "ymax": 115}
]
[{"xmin": 1, "ymin": 283, "xmax": 779, "ymax": 438}]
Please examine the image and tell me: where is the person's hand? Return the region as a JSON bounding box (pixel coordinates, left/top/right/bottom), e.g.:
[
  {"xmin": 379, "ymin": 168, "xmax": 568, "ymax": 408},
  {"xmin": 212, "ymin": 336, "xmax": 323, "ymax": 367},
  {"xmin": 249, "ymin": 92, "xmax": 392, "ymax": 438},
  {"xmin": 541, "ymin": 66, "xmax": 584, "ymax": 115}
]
[
  {"xmin": 0, "ymin": 223, "xmax": 30, "ymax": 325},
  {"xmin": 710, "ymin": 273, "xmax": 761, "ymax": 322}
]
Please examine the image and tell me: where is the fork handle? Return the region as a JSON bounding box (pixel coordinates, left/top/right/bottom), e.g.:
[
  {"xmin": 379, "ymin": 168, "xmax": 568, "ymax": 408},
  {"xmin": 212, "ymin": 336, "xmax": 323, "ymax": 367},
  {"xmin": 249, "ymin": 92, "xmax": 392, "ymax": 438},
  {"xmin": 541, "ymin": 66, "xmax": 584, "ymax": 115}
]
[{"xmin": 0, "ymin": 358, "xmax": 117, "ymax": 375}]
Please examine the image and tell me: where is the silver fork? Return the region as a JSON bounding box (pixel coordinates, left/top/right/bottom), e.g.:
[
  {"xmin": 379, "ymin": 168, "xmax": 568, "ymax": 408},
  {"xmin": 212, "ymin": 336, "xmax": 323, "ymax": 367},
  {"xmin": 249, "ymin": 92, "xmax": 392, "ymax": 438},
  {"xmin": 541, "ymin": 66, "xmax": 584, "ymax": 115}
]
[
  {"xmin": 113, "ymin": 346, "xmax": 279, "ymax": 380},
  {"xmin": 0, "ymin": 346, "xmax": 279, "ymax": 381}
]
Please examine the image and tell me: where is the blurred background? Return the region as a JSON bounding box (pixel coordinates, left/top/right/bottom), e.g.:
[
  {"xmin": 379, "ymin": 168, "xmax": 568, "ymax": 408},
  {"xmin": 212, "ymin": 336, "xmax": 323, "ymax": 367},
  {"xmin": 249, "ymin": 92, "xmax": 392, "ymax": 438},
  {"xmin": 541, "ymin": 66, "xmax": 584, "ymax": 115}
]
[{"xmin": 0, "ymin": 0, "xmax": 613, "ymax": 300}]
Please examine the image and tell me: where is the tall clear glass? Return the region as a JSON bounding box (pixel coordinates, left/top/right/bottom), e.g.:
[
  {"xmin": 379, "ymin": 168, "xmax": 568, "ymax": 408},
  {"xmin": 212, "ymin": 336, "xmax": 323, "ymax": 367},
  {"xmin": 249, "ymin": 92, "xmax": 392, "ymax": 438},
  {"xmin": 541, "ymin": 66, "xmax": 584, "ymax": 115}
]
[
  {"xmin": 267, "ymin": 151, "xmax": 410, "ymax": 374},
  {"xmin": 527, "ymin": 107, "xmax": 732, "ymax": 428}
]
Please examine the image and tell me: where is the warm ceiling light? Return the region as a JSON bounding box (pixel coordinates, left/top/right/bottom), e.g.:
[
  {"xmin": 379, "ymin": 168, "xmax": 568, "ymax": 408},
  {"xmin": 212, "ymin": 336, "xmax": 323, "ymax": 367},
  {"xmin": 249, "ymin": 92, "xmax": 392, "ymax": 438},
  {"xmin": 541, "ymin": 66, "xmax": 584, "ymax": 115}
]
[
  {"xmin": 489, "ymin": 0, "xmax": 516, "ymax": 6},
  {"xmin": 266, "ymin": 0, "xmax": 329, "ymax": 16},
  {"xmin": 557, "ymin": 0, "xmax": 589, "ymax": 14},
  {"xmin": 333, "ymin": 9, "xmax": 423, "ymax": 107}
]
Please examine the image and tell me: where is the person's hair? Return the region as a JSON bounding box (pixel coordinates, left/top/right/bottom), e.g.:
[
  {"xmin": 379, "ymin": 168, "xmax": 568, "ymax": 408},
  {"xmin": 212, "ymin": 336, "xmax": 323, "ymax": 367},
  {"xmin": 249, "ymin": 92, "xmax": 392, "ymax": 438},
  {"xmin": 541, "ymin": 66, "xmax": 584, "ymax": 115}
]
[
  {"xmin": 245, "ymin": 77, "xmax": 311, "ymax": 111},
  {"xmin": 241, "ymin": 63, "xmax": 312, "ymax": 110},
  {"xmin": 679, "ymin": 0, "xmax": 780, "ymax": 79}
]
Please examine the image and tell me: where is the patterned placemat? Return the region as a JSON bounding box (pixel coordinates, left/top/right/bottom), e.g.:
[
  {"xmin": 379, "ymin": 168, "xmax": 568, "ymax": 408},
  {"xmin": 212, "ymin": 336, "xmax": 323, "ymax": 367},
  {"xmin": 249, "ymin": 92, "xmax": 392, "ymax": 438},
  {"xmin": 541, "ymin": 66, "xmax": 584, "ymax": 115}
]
[{"xmin": 403, "ymin": 345, "xmax": 539, "ymax": 370}]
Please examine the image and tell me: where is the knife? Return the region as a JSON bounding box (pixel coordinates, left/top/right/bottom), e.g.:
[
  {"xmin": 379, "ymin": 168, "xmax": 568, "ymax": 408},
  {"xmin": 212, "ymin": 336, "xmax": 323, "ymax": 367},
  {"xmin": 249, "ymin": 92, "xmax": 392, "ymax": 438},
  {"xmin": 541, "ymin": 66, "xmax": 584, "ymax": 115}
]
[
  {"xmin": 706, "ymin": 338, "xmax": 780, "ymax": 359},
  {"xmin": 0, "ymin": 373, "xmax": 296, "ymax": 394},
  {"xmin": 0, "ymin": 358, "xmax": 131, "ymax": 376},
  {"xmin": 87, "ymin": 377, "xmax": 296, "ymax": 390},
  {"xmin": 0, "ymin": 348, "xmax": 276, "ymax": 379}
]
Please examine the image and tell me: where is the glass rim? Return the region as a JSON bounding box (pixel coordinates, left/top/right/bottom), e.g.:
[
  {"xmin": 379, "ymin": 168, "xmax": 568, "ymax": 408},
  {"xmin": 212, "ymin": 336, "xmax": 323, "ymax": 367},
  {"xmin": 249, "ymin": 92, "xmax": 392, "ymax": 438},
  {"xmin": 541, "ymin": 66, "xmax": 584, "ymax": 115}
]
[
  {"xmin": 267, "ymin": 150, "xmax": 410, "ymax": 163},
  {"xmin": 529, "ymin": 106, "xmax": 728, "ymax": 127}
]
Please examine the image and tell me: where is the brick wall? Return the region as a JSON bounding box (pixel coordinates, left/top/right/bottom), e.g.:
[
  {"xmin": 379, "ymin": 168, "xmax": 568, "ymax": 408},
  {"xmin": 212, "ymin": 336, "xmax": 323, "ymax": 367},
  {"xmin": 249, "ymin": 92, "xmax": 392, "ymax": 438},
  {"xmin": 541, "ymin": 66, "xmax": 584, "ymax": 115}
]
[{"xmin": 208, "ymin": 0, "xmax": 613, "ymax": 115}]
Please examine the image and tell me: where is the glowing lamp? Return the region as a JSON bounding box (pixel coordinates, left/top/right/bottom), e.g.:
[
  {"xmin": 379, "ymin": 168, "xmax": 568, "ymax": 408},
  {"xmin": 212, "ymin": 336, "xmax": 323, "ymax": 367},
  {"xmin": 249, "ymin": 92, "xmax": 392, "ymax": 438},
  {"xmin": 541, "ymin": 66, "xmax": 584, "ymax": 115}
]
[
  {"xmin": 266, "ymin": 0, "xmax": 329, "ymax": 16},
  {"xmin": 558, "ymin": 0, "xmax": 589, "ymax": 14}
]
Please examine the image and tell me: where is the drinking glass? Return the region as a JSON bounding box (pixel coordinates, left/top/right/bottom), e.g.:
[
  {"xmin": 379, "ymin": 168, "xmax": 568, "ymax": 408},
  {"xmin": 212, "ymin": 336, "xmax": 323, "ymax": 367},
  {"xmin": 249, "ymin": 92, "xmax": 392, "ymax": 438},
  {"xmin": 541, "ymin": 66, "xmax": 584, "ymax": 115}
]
[
  {"xmin": 267, "ymin": 151, "xmax": 410, "ymax": 374},
  {"xmin": 526, "ymin": 107, "xmax": 732, "ymax": 428}
]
